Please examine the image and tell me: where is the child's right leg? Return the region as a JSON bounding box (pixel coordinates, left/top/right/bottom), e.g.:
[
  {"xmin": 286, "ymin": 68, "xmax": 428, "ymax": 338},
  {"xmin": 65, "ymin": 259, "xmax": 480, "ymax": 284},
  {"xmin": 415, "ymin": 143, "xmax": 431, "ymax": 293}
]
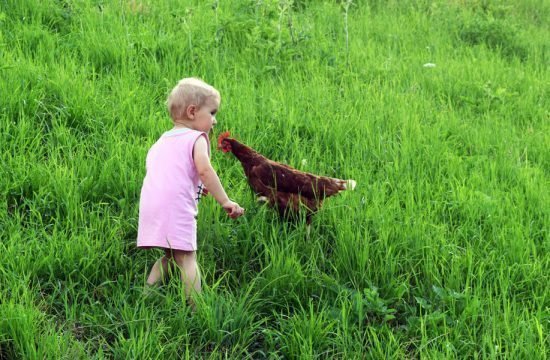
[{"xmin": 172, "ymin": 250, "xmax": 201, "ymax": 305}]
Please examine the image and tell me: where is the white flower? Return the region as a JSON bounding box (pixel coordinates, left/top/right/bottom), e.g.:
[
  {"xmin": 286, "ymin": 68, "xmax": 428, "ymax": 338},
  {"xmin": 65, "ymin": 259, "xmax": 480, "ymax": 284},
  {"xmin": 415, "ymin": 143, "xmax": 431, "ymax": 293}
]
[{"xmin": 423, "ymin": 63, "xmax": 436, "ymax": 68}]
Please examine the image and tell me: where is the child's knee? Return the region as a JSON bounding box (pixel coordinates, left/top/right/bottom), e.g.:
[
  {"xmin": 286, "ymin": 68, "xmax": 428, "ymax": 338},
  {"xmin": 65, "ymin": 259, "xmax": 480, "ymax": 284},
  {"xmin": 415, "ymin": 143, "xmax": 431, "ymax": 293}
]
[{"xmin": 173, "ymin": 250, "xmax": 196, "ymax": 267}]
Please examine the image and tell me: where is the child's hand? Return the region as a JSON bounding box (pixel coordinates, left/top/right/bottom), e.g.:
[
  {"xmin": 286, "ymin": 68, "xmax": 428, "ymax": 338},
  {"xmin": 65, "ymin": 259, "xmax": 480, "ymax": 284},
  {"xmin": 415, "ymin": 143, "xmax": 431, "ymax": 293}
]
[{"xmin": 222, "ymin": 201, "xmax": 245, "ymax": 219}]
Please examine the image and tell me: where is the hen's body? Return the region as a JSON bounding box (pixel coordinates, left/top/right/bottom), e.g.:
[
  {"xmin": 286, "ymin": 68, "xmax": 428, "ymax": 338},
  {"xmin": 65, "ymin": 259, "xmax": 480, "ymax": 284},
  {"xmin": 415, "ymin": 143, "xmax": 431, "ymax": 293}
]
[{"xmin": 218, "ymin": 133, "xmax": 355, "ymax": 222}]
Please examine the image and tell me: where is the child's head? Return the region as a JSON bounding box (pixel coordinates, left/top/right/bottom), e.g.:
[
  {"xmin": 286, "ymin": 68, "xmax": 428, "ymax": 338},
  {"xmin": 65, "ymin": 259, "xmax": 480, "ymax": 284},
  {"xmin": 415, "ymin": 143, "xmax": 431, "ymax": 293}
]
[{"xmin": 167, "ymin": 78, "xmax": 221, "ymax": 122}]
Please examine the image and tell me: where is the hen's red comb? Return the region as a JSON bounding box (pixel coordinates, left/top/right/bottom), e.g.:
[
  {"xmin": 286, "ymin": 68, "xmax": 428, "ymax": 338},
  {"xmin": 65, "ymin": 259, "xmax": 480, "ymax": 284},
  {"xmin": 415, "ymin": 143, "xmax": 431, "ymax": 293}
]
[{"xmin": 217, "ymin": 131, "xmax": 231, "ymax": 146}]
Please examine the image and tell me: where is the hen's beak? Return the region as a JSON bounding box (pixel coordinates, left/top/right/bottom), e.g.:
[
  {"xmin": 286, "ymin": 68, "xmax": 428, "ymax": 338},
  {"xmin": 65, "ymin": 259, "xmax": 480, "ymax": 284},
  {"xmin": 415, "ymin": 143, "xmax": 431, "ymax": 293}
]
[
  {"xmin": 217, "ymin": 131, "xmax": 231, "ymax": 147},
  {"xmin": 217, "ymin": 140, "xmax": 230, "ymax": 153}
]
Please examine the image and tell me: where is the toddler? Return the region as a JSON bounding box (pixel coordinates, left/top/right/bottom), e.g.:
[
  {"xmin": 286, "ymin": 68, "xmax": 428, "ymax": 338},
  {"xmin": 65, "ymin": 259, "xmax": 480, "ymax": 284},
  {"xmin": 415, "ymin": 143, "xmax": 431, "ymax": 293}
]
[{"xmin": 137, "ymin": 78, "xmax": 244, "ymax": 306}]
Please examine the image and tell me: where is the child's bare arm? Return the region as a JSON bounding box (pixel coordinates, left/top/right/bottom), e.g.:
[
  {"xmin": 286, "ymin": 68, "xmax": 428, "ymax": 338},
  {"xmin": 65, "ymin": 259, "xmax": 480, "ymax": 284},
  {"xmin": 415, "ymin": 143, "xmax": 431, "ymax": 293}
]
[{"xmin": 194, "ymin": 136, "xmax": 244, "ymax": 218}]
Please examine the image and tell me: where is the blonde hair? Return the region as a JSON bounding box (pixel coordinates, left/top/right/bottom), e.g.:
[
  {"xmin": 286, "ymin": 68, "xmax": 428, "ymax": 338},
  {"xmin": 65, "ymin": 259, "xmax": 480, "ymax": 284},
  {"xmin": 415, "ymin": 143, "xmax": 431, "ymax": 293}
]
[{"xmin": 167, "ymin": 78, "xmax": 220, "ymax": 121}]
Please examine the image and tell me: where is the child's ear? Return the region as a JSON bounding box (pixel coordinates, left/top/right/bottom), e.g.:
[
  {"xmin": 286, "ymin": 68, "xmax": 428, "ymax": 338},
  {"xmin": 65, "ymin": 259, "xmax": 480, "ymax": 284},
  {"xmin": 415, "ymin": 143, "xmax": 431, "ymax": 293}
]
[{"xmin": 186, "ymin": 105, "xmax": 197, "ymax": 119}]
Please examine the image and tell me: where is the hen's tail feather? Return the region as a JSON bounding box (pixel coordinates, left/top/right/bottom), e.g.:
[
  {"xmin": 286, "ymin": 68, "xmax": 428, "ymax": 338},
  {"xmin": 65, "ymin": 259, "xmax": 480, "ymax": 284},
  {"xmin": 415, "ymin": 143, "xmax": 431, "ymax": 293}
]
[
  {"xmin": 344, "ymin": 179, "xmax": 357, "ymax": 191},
  {"xmin": 333, "ymin": 179, "xmax": 357, "ymax": 191},
  {"xmin": 330, "ymin": 178, "xmax": 357, "ymax": 194}
]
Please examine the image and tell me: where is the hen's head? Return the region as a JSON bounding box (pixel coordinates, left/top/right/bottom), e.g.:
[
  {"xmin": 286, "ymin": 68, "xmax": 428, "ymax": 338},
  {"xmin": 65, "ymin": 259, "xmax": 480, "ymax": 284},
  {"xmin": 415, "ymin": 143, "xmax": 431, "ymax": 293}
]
[{"xmin": 217, "ymin": 131, "xmax": 232, "ymax": 153}]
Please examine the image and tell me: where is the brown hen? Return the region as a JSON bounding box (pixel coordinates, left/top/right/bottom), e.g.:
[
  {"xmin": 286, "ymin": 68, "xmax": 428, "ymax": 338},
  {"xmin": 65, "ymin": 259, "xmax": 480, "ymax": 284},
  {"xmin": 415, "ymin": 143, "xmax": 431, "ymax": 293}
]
[{"xmin": 218, "ymin": 132, "xmax": 356, "ymax": 223}]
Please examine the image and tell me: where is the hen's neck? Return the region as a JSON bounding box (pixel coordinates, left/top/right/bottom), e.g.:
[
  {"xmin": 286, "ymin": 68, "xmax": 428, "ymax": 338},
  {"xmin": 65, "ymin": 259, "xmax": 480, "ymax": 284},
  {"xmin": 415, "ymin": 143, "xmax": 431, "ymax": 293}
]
[{"xmin": 230, "ymin": 139, "xmax": 266, "ymax": 164}]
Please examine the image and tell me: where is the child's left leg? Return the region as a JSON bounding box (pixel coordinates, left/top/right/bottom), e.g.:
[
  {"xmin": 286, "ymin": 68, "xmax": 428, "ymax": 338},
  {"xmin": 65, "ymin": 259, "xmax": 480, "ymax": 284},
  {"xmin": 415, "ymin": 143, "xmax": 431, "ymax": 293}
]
[{"xmin": 146, "ymin": 249, "xmax": 173, "ymax": 286}]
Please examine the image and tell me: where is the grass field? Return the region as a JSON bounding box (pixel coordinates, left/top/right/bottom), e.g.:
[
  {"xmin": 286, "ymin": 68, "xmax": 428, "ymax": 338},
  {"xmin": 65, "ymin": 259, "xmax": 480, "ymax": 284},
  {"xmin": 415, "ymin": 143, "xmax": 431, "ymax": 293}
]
[{"xmin": 1, "ymin": 0, "xmax": 548, "ymax": 358}]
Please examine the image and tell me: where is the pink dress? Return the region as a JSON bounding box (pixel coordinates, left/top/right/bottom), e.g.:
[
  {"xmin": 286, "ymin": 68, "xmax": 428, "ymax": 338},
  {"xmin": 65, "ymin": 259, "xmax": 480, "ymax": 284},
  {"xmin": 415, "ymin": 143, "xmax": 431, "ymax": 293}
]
[{"xmin": 137, "ymin": 128, "xmax": 209, "ymax": 251}]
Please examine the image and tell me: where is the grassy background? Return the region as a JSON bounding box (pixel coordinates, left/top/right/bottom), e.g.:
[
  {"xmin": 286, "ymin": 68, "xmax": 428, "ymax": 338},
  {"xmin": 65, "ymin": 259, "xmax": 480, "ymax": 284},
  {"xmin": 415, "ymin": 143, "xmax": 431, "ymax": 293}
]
[{"xmin": 1, "ymin": 0, "xmax": 548, "ymax": 358}]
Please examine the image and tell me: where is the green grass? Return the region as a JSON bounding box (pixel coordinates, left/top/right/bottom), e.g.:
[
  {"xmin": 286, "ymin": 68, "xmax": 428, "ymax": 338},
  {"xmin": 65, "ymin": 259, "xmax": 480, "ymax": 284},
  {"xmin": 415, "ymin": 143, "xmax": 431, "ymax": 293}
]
[{"xmin": 1, "ymin": 0, "xmax": 548, "ymax": 358}]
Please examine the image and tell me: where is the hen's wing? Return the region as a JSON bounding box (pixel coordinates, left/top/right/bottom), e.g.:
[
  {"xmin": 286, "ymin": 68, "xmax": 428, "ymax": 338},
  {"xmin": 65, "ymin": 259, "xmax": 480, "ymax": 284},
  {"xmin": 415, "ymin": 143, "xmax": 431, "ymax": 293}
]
[
  {"xmin": 247, "ymin": 160, "xmax": 348, "ymax": 199},
  {"xmin": 245, "ymin": 165, "xmax": 274, "ymax": 197}
]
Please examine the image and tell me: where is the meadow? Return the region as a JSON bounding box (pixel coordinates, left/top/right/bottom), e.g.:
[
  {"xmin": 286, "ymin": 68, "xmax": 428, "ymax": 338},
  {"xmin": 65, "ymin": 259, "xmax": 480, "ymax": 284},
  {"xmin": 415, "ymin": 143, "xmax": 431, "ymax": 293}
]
[{"xmin": 0, "ymin": 0, "xmax": 548, "ymax": 358}]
